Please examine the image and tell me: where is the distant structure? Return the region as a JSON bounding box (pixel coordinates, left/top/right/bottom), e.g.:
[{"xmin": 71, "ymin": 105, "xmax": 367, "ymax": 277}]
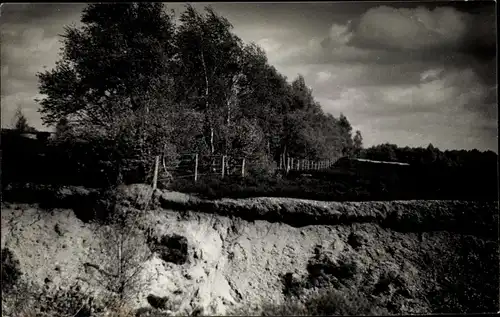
[
  {"xmin": 351, "ymin": 158, "xmax": 410, "ymax": 166},
  {"xmin": 334, "ymin": 156, "xmax": 410, "ymax": 168},
  {"xmin": 1, "ymin": 128, "xmax": 55, "ymax": 142}
]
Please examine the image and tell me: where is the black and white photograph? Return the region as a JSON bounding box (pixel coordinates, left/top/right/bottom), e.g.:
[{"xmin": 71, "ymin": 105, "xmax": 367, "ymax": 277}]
[{"xmin": 1, "ymin": 1, "xmax": 498, "ymax": 316}]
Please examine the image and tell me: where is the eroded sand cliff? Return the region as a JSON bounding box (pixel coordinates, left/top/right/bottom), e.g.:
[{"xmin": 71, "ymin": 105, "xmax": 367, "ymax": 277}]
[{"xmin": 1, "ymin": 185, "xmax": 498, "ymax": 315}]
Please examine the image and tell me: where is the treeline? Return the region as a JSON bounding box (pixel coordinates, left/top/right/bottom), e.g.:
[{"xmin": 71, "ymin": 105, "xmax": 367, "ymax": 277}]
[
  {"xmin": 360, "ymin": 143, "xmax": 498, "ymax": 169},
  {"xmin": 32, "ymin": 2, "xmax": 360, "ymax": 185}
]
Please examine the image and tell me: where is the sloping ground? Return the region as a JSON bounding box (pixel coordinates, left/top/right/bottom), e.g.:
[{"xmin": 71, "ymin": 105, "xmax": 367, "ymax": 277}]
[{"xmin": 1, "ymin": 185, "xmax": 498, "ymax": 315}]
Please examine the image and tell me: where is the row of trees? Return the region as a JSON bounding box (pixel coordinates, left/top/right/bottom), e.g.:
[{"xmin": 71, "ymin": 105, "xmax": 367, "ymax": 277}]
[
  {"xmin": 360, "ymin": 143, "xmax": 498, "ymax": 168},
  {"xmin": 36, "ymin": 3, "xmax": 362, "ymax": 181}
]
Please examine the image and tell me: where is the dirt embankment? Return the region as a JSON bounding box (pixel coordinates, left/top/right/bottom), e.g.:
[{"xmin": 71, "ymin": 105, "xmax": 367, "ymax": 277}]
[{"xmin": 1, "ymin": 185, "xmax": 498, "ymax": 316}]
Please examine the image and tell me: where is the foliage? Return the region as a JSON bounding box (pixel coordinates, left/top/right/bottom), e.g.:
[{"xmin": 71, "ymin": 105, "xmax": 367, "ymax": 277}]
[
  {"xmin": 12, "ymin": 107, "xmax": 36, "ymax": 133},
  {"xmin": 37, "ymin": 3, "xmax": 179, "ymax": 184},
  {"xmin": 34, "ymin": 2, "xmax": 360, "ymax": 184},
  {"xmin": 353, "ymin": 130, "xmax": 363, "ymax": 157},
  {"xmin": 360, "ymin": 142, "xmax": 498, "ymax": 168},
  {"xmin": 1, "ymin": 248, "xmax": 22, "ymax": 294},
  {"xmin": 89, "ymin": 205, "xmax": 154, "ymax": 309},
  {"xmin": 1, "ymin": 278, "xmax": 138, "ymax": 317},
  {"xmin": 230, "ymin": 288, "xmax": 388, "ymax": 316}
]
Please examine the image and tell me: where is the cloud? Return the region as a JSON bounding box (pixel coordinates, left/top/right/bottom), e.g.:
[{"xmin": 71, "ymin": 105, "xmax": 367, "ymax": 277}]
[
  {"xmin": 275, "ymin": 4, "xmax": 495, "ymax": 79},
  {"xmin": 312, "ymin": 66, "xmax": 497, "ymax": 151},
  {"xmin": 420, "ymin": 68, "xmax": 444, "ymax": 83},
  {"xmin": 0, "ymin": 4, "xmax": 81, "ymax": 131},
  {"xmin": 347, "ymin": 5, "xmax": 495, "ymax": 58},
  {"xmin": 256, "ymin": 38, "xmax": 283, "ymax": 54},
  {"xmin": 348, "ymin": 6, "xmax": 467, "ymax": 51},
  {"xmin": 316, "ymin": 71, "xmax": 332, "ymax": 83}
]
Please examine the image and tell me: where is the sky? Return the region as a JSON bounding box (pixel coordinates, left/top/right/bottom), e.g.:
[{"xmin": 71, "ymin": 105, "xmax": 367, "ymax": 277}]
[{"xmin": 0, "ymin": 2, "xmax": 497, "ymax": 152}]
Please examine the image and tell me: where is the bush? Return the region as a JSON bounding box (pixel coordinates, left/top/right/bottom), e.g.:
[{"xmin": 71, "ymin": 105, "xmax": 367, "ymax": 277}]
[
  {"xmin": 1, "ymin": 248, "xmax": 22, "ymax": 294},
  {"xmin": 230, "ymin": 288, "xmax": 388, "ymax": 316},
  {"xmin": 2, "ymin": 279, "xmax": 107, "ymax": 317},
  {"xmin": 302, "ymin": 288, "xmax": 389, "ymax": 316}
]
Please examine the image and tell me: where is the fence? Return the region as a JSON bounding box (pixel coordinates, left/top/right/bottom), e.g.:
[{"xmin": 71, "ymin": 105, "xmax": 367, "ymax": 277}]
[
  {"xmin": 151, "ymin": 153, "xmax": 339, "ymax": 188},
  {"xmin": 280, "ymin": 157, "xmax": 337, "ymax": 173}
]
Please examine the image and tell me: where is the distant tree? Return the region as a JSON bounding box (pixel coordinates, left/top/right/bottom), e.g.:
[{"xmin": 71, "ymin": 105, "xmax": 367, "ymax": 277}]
[
  {"xmin": 12, "ymin": 107, "xmax": 35, "ymax": 133},
  {"xmin": 425, "ymin": 143, "xmax": 439, "ymax": 164},
  {"xmin": 339, "ymin": 113, "xmax": 354, "ymax": 157},
  {"xmin": 353, "ymin": 130, "xmax": 363, "ymax": 157}
]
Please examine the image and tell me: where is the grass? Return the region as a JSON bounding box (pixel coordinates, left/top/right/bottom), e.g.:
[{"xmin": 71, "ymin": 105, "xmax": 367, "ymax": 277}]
[{"xmin": 168, "ymin": 163, "xmax": 498, "ymax": 202}]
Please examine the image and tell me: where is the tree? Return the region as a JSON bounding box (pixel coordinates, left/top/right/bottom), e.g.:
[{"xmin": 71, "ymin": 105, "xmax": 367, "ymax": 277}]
[
  {"xmin": 88, "ymin": 206, "xmax": 153, "ymax": 310},
  {"xmin": 174, "ymin": 5, "xmax": 244, "ymax": 156},
  {"xmin": 237, "ymin": 43, "xmax": 291, "ymax": 159},
  {"xmin": 36, "ymin": 3, "xmax": 179, "ymax": 183},
  {"xmin": 12, "ymin": 107, "xmax": 35, "ymax": 133},
  {"xmin": 353, "ymin": 130, "xmax": 363, "ymax": 157},
  {"xmin": 338, "ymin": 113, "xmax": 354, "ymax": 157},
  {"xmin": 290, "ymin": 75, "xmax": 321, "ymax": 113}
]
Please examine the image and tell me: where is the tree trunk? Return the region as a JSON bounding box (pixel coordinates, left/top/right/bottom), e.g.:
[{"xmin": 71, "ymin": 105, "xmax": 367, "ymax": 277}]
[
  {"xmin": 200, "ymin": 49, "xmax": 214, "ymax": 155},
  {"xmin": 210, "ymin": 127, "xmax": 214, "ymax": 154}
]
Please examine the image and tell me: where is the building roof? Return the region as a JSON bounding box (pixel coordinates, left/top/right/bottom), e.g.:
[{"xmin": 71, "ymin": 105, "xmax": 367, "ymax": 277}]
[{"xmin": 352, "ymin": 158, "xmax": 410, "ymax": 166}]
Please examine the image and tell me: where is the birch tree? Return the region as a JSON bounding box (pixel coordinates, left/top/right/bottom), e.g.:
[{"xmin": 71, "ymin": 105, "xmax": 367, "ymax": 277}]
[{"xmin": 175, "ymin": 5, "xmax": 244, "ymax": 156}]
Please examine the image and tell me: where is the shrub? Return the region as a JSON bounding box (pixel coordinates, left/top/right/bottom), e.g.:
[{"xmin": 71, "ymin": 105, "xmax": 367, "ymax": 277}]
[
  {"xmin": 1, "ymin": 248, "xmax": 22, "ymax": 294},
  {"xmin": 2, "ymin": 280, "xmax": 105, "ymax": 317},
  {"xmin": 302, "ymin": 288, "xmax": 388, "ymax": 316},
  {"xmin": 230, "ymin": 288, "xmax": 388, "ymax": 316}
]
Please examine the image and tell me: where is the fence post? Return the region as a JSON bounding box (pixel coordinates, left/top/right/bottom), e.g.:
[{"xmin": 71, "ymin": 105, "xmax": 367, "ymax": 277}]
[
  {"xmin": 222, "ymin": 155, "xmax": 225, "ymax": 178},
  {"xmin": 152, "ymin": 155, "xmax": 159, "ymax": 190},
  {"xmin": 194, "ymin": 153, "xmax": 198, "ymax": 183}
]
